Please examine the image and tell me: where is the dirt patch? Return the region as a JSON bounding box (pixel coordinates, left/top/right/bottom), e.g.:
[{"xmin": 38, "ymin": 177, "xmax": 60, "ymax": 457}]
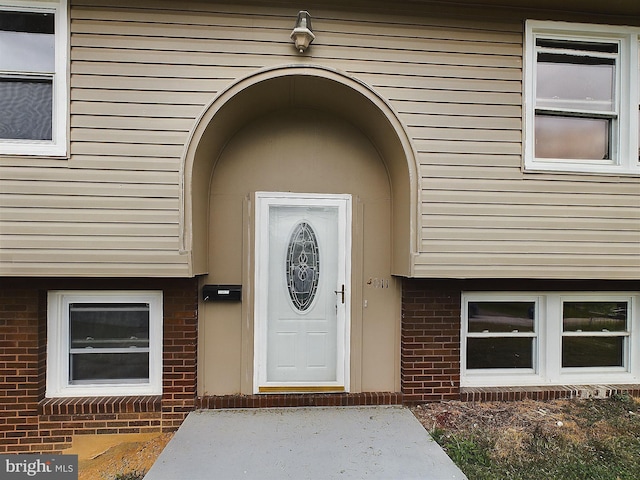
[
  {"xmin": 78, "ymin": 432, "xmax": 173, "ymax": 480},
  {"xmin": 411, "ymin": 395, "xmax": 640, "ymax": 479},
  {"xmin": 412, "ymin": 398, "xmax": 572, "ymax": 432},
  {"xmin": 412, "ymin": 398, "xmax": 578, "ymax": 458}
]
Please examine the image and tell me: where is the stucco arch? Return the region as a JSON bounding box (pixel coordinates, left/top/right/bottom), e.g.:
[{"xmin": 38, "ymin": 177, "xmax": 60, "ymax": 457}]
[{"xmin": 182, "ymin": 65, "xmax": 419, "ymax": 276}]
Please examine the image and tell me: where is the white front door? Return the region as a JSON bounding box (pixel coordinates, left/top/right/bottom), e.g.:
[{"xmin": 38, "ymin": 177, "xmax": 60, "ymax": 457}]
[{"xmin": 254, "ymin": 193, "xmax": 351, "ymax": 393}]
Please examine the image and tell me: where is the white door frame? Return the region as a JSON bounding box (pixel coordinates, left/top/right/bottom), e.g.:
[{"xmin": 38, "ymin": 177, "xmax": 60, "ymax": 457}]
[{"xmin": 253, "ymin": 192, "xmax": 352, "ymax": 393}]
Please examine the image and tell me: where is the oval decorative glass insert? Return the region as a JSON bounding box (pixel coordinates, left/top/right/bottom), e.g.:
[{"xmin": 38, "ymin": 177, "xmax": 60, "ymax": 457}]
[{"xmin": 286, "ymin": 221, "xmax": 320, "ymax": 312}]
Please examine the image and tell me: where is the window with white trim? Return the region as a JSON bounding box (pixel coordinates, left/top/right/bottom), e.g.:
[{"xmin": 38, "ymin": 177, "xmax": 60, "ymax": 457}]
[
  {"xmin": 461, "ymin": 292, "xmax": 639, "ymax": 387},
  {"xmin": 47, "ymin": 291, "xmax": 163, "ymax": 397},
  {"xmin": 466, "ymin": 298, "xmax": 537, "ymax": 371},
  {"xmin": 0, "ymin": 0, "xmax": 67, "ymax": 156},
  {"xmin": 524, "ymin": 21, "xmax": 640, "ymax": 174},
  {"xmin": 562, "ymin": 300, "xmax": 628, "ymax": 369}
]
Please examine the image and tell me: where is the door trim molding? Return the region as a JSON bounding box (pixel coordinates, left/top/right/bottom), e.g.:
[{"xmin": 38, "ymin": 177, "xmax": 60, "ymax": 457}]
[{"xmin": 253, "ymin": 192, "xmax": 352, "ymax": 394}]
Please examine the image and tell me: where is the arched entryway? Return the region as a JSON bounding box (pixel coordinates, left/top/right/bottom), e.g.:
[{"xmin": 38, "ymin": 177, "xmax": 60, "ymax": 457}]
[{"xmin": 181, "ymin": 66, "xmax": 418, "ymax": 399}]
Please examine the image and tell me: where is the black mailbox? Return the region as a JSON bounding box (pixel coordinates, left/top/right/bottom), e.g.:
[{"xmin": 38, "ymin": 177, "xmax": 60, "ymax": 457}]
[{"xmin": 202, "ymin": 285, "xmax": 242, "ymax": 302}]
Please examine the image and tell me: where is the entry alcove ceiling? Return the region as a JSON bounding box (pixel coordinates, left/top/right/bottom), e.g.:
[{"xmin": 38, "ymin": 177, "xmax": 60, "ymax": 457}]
[{"xmin": 185, "ymin": 69, "xmax": 417, "ymax": 277}]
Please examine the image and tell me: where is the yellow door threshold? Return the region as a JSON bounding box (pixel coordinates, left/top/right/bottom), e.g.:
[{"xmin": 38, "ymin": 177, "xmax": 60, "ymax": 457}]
[{"xmin": 259, "ymin": 386, "xmax": 346, "ymax": 393}]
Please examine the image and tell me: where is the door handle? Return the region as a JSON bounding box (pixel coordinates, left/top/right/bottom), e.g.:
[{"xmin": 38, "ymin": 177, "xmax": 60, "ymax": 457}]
[{"xmin": 334, "ymin": 284, "xmax": 345, "ymax": 304}]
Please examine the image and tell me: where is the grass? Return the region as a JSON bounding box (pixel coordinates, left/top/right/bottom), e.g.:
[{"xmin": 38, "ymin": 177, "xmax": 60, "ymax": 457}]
[{"xmin": 414, "ymin": 394, "xmax": 640, "ymax": 480}]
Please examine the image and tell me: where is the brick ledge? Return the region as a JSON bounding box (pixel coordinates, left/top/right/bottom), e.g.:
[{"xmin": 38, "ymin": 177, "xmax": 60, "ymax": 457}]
[
  {"xmin": 39, "ymin": 396, "xmax": 162, "ymax": 415},
  {"xmin": 460, "ymin": 385, "xmax": 640, "ymax": 402},
  {"xmin": 197, "ymin": 392, "xmax": 403, "ymax": 409}
]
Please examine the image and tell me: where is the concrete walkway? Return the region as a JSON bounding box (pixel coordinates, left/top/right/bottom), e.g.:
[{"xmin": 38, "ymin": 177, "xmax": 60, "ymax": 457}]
[{"xmin": 144, "ymin": 406, "xmax": 467, "ymax": 480}]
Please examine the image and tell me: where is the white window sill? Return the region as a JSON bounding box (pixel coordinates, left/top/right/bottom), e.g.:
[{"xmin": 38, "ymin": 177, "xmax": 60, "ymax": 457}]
[
  {"xmin": 462, "ymin": 372, "xmax": 639, "ymax": 388},
  {"xmin": 46, "ymin": 383, "xmax": 161, "ymax": 398},
  {"xmin": 462, "ymin": 373, "xmax": 545, "ymax": 388},
  {"xmin": 524, "ymin": 161, "xmax": 640, "ymax": 177},
  {"xmin": 0, "ymin": 142, "xmax": 67, "ymax": 158}
]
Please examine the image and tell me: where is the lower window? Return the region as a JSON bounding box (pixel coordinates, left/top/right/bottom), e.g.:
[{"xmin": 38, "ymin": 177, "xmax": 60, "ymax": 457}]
[
  {"xmin": 47, "ymin": 291, "xmax": 163, "ymax": 397},
  {"xmin": 562, "ymin": 301, "xmax": 628, "ymax": 369},
  {"xmin": 461, "ymin": 292, "xmax": 639, "ymax": 387},
  {"xmin": 466, "ymin": 300, "xmax": 536, "ymax": 370}
]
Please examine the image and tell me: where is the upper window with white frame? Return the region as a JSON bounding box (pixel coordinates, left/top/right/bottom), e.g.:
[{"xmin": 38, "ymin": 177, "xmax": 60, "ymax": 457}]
[
  {"xmin": 47, "ymin": 291, "xmax": 163, "ymax": 398},
  {"xmin": 524, "ymin": 21, "xmax": 640, "ymax": 175},
  {"xmin": 461, "ymin": 292, "xmax": 639, "ymax": 388},
  {"xmin": 0, "ymin": 0, "xmax": 67, "ymax": 156}
]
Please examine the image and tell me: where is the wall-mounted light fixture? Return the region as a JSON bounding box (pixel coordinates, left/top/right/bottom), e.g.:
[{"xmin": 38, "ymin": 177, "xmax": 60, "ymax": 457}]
[{"xmin": 291, "ymin": 11, "xmax": 315, "ymax": 53}]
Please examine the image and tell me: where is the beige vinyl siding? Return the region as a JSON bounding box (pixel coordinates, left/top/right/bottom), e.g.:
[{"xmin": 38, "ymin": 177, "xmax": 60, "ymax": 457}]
[
  {"xmin": 0, "ymin": 162, "xmax": 184, "ymax": 275},
  {"xmin": 0, "ymin": 0, "xmax": 637, "ymax": 278}
]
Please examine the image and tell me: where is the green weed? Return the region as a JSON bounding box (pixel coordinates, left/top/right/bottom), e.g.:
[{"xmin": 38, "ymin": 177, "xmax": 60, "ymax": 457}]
[
  {"xmin": 446, "ymin": 436, "xmax": 491, "ymax": 467},
  {"xmin": 427, "ymin": 396, "xmax": 640, "ymax": 480}
]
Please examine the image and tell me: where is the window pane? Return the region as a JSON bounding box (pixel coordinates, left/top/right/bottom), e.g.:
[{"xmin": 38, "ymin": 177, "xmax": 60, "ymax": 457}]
[
  {"xmin": 286, "ymin": 221, "xmax": 320, "ymax": 312},
  {"xmin": 535, "ymin": 115, "xmax": 609, "ymax": 160},
  {"xmin": 0, "ymin": 79, "xmax": 52, "ymax": 140},
  {"xmin": 468, "ymin": 301, "xmax": 535, "ymax": 333},
  {"xmin": 70, "ymin": 352, "xmax": 149, "ymax": 382},
  {"xmin": 0, "ymin": 30, "xmax": 55, "ymax": 73},
  {"xmin": 537, "ymin": 53, "xmax": 615, "ymax": 112},
  {"xmin": 70, "ymin": 303, "xmax": 150, "ymax": 349},
  {"xmin": 0, "ymin": 10, "xmax": 54, "ymax": 33},
  {"xmin": 563, "ymin": 301, "xmax": 627, "ymax": 332},
  {"xmin": 467, "ymin": 337, "xmax": 533, "ymax": 369},
  {"xmin": 0, "ymin": 11, "xmax": 55, "ymax": 72},
  {"xmin": 562, "ymin": 337, "xmax": 624, "ymax": 367}
]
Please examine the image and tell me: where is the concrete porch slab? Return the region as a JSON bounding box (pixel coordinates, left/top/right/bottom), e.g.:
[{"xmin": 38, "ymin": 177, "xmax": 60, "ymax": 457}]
[{"xmin": 144, "ymin": 406, "xmax": 467, "ymax": 480}]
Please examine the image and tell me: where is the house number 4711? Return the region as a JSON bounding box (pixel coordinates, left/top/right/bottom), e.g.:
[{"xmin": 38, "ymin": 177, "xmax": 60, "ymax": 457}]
[{"xmin": 367, "ymin": 278, "xmax": 389, "ymax": 289}]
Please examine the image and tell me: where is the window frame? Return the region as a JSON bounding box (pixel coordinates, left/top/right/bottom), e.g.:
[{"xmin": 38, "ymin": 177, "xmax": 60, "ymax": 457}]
[
  {"xmin": 462, "ymin": 294, "xmax": 545, "ymax": 386},
  {"xmin": 0, "ymin": 0, "xmax": 68, "ymax": 157},
  {"xmin": 524, "ymin": 20, "xmax": 640, "ymax": 175},
  {"xmin": 461, "ymin": 292, "xmax": 640, "ymax": 388},
  {"xmin": 47, "ymin": 291, "xmax": 163, "ymax": 398},
  {"xmin": 560, "ymin": 296, "xmax": 630, "ymax": 371}
]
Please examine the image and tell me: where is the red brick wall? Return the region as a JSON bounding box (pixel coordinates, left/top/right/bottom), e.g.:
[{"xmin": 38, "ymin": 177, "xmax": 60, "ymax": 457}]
[
  {"xmin": 401, "ymin": 279, "xmax": 462, "ymax": 403},
  {"xmin": 0, "ymin": 278, "xmax": 198, "ymax": 453},
  {"xmin": 161, "ymin": 281, "xmax": 198, "ymax": 430},
  {"xmin": 400, "ymin": 278, "xmax": 640, "ymax": 405},
  {"xmin": 0, "ymin": 287, "xmax": 43, "ymax": 452}
]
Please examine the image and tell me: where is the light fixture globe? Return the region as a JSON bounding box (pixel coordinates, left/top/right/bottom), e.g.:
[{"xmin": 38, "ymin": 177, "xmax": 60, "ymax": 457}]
[{"xmin": 291, "ymin": 11, "xmax": 315, "ymax": 53}]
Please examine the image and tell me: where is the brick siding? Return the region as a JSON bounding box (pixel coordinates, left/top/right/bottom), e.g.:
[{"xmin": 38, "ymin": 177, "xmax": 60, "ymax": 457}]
[
  {"xmin": 2, "ymin": 276, "xmax": 638, "ymax": 452},
  {"xmin": 0, "ymin": 278, "xmax": 197, "ymax": 453},
  {"xmin": 197, "ymin": 392, "xmax": 403, "ymax": 408},
  {"xmin": 461, "ymin": 385, "xmax": 640, "ymax": 402},
  {"xmin": 401, "ymin": 279, "xmax": 462, "ymax": 403},
  {"xmin": 400, "ymin": 278, "xmax": 640, "ymax": 405}
]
